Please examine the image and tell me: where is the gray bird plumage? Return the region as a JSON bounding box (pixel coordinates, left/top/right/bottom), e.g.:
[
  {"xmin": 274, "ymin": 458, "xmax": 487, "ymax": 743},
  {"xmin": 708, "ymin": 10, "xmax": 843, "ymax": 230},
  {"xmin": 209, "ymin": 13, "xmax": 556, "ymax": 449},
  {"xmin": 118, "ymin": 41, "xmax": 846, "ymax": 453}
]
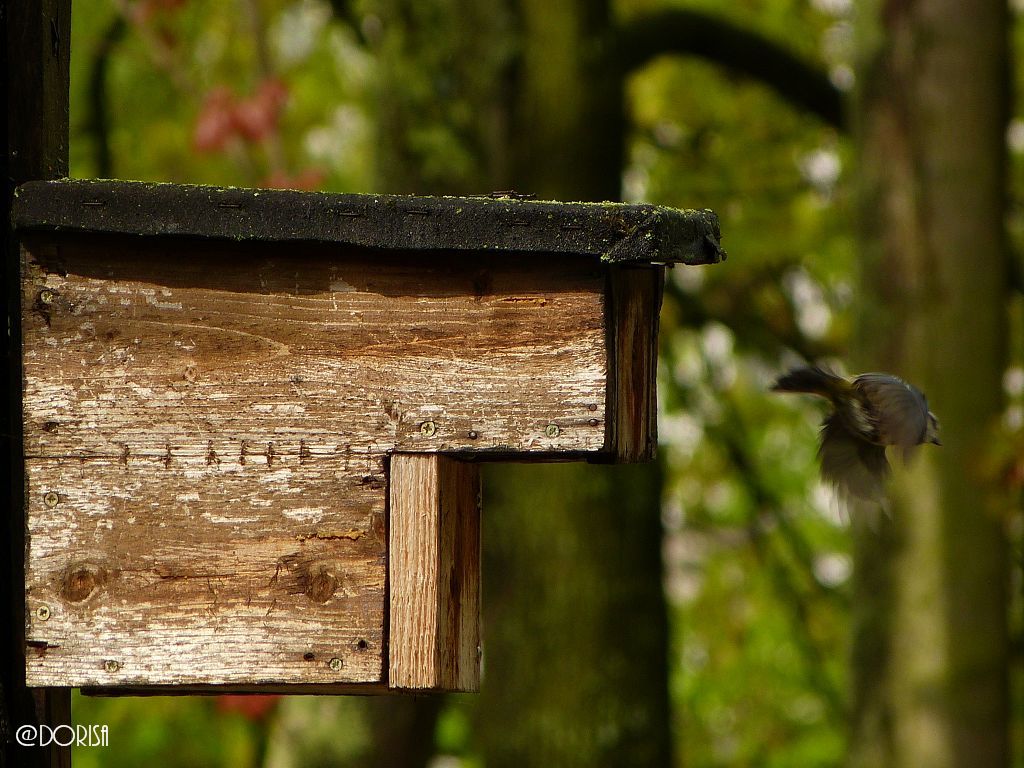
[{"xmin": 772, "ymin": 366, "xmax": 941, "ymax": 502}]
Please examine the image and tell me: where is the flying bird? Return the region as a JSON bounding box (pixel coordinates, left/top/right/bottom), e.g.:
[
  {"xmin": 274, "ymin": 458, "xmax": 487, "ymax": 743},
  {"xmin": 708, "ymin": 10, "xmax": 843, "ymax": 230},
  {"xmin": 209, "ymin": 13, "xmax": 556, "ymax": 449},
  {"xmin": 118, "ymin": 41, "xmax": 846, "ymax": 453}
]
[{"xmin": 771, "ymin": 366, "xmax": 941, "ymax": 502}]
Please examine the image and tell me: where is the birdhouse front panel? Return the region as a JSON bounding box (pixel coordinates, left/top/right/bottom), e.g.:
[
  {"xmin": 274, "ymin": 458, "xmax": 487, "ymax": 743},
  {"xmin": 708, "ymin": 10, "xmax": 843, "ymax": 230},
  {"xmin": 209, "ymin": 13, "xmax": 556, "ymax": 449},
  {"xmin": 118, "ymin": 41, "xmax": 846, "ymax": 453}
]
[{"xmin": 13, "ymin": 180, "xmax": 724, "ymax": 693}]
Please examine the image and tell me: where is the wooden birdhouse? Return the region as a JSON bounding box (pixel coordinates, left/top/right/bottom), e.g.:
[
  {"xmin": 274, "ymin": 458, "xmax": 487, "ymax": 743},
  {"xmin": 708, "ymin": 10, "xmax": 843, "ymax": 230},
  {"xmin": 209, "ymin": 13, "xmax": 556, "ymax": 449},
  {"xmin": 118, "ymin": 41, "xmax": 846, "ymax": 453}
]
[{"xmin": 13, "ymin": 179, "xmax": 724, "ymax": 694}]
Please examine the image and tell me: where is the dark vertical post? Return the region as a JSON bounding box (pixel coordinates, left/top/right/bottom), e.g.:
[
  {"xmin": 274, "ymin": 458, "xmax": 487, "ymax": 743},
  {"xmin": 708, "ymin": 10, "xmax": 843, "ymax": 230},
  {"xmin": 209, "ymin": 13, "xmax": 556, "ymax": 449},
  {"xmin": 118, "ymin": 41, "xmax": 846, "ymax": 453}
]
[{"xmin": 2, "ymin": 2, "xmax": 73, "ymax": 767}]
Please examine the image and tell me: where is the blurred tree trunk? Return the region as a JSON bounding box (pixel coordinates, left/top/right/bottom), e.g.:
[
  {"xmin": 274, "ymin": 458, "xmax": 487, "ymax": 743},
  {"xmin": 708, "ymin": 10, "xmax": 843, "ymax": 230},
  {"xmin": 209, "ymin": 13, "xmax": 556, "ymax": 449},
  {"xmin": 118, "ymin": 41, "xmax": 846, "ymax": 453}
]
[
  {"xmin": 365, "ymin": 1, "xmax": 672, "ymax": 765},
  {"xmin": 372, "ymin": 0, "xmax": 514, "ymax": 195},
  {"xmin": 480, "ymin": 463, "xmax": 672, "ymax": 767},
  {"xmin": 352, "ymin": 2, "xmax": 515, "ymax": 765},
  {"xmin": 507, "ymin": 0, "xmax": 624, "ymax": 200},
  {"xmin": 477, "ymin": 2, "xmax": 672, "ymax": 766},
  {"xmin": 850, "ymin": 1, "xmax": 1011, "ymax": 766}
]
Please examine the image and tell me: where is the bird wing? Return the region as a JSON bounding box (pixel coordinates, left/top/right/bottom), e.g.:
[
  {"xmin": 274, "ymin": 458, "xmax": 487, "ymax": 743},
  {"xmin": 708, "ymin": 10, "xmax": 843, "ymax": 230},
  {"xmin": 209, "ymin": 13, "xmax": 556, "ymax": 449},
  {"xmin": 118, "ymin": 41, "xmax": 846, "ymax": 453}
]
[
  {"xmin": 819, "ymin": 413, "xmax": 890, "ymax": 502},
  {"xmin": 854, "ymin": 373, "xmax": 929, "ymax": 447}
]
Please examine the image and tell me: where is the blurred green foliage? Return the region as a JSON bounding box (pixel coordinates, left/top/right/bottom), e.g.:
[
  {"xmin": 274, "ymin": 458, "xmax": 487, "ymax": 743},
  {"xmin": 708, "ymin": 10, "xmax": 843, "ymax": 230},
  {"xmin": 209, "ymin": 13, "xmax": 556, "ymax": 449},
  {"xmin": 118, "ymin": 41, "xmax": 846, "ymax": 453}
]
[
  {"xmin": 625, "ymin": 5, "xmax": 856, "ymax": 764},
  {"xmin": 72, "ymin": 695, "xmax": 270, "ymax": 768},
  {"xmin": 62, "ymin": 1, "xmax": 1022, "ymax": 766}
]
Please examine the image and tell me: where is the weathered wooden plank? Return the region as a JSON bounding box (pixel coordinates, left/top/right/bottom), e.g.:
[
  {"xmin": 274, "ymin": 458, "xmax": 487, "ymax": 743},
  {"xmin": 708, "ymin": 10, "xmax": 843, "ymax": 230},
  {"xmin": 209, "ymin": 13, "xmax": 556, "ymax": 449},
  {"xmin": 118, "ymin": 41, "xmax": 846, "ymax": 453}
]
[
  {"xmin": 12, "ymin": 179, "xmax": 728, "ymax": 266},
  {"xmin": 20, "ymin": 234, "xmax": 609, "ymax": 689},
  {"xmin": 24, "ymin": 453, "xmax": 386, "ymax": 687},
  {"xmin": 608, "ymin": 266, "xmax": 664, "ymax": 462},
  {"xmin": 21, "ymin": 237, "xmax": 609, "ymax": 460},
  {"xmin": 82, "ymin": 683, "xmax": 389, "ymax": 696},
  {"xmin": 389, "ymin": 454, "xmax": 480, "ymax": 691}
]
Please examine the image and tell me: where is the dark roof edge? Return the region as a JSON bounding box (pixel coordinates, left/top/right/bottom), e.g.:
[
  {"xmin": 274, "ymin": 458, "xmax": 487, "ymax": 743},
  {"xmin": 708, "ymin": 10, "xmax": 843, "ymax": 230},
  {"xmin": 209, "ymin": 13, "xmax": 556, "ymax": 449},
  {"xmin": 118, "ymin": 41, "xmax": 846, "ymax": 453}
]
[{"xmin": 12, "ymin": 179, "xmax": 725, "ymax": 266}]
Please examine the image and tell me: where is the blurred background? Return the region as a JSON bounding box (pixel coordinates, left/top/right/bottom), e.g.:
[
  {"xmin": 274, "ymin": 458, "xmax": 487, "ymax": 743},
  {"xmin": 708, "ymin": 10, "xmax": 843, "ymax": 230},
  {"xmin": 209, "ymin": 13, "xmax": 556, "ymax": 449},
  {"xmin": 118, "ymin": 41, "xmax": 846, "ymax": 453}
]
[{"xmin": 65, "ymin": 1, "xmax": 1022, "ymax": 766}]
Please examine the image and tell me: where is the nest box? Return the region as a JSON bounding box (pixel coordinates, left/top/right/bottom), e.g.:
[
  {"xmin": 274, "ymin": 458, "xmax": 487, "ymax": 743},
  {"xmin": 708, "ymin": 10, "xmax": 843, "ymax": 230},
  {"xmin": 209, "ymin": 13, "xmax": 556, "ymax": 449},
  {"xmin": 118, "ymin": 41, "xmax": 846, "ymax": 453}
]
[{"xmin": 13, "ymin": 180, "xmax": 724, "ymax": 694}]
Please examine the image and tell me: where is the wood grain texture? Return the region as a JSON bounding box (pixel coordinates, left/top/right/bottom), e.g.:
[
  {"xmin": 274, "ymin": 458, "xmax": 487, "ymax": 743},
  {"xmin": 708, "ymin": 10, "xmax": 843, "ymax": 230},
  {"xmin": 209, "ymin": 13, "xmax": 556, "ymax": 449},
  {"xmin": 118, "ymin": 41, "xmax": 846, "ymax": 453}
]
[
  {"xmin": 608, "ymin": 266, "xmax": 664, "ymax": 462},
  {"xmin": 20, "ymin": 235, "xmax": 603, "ymax": 689},
  {"xmin": 21, "ymin": 237, "xmax": 609, "ymax": 459},
  {"xmin": 24, "ymin": 453, "xmax": 386, "ymax": 687},
  {"xmin": 81, "ymin": 683, "xmax": 389, "ymax": 696},
  {"xmin": 389, "ymin": 454, "xmax": 480, "ymax": 691}
]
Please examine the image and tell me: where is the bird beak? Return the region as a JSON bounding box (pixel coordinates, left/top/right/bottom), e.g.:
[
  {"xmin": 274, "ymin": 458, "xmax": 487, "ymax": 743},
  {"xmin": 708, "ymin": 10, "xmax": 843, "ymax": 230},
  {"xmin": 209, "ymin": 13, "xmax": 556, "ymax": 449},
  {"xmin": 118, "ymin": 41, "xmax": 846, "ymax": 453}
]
[{"xmin": 930, "ymin": 436, "xmax": 942, "ymax": 446}]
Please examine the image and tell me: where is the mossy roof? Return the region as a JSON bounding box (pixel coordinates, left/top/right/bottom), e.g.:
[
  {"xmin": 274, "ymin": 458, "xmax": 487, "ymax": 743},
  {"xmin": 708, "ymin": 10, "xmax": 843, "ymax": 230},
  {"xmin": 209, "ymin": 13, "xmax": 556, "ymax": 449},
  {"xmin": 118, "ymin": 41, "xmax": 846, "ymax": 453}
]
[{"xmin": 13, "ymin": 179, "xmax": 725, "ymax": 266}]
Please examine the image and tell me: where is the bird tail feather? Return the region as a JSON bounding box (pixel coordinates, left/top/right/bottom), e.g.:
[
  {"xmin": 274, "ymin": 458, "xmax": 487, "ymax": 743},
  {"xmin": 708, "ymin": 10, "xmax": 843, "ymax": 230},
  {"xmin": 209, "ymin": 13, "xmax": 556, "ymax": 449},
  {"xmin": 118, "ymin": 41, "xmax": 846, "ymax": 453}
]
[{"xmin": 771, "ymin": 366, "xmax": 850, "ymax": 399}]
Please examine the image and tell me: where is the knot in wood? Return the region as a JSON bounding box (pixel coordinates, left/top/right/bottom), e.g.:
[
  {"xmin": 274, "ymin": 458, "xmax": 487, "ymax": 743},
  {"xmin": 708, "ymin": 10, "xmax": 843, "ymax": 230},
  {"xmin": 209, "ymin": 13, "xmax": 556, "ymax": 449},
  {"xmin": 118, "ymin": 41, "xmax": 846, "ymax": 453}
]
[
  {"xmin": 61, "ymin": 564, "xmax": 105, "ymax": 603},
  {"xmin": 305, "ymin": 566, "xmax": 339, "ymax": 603}
]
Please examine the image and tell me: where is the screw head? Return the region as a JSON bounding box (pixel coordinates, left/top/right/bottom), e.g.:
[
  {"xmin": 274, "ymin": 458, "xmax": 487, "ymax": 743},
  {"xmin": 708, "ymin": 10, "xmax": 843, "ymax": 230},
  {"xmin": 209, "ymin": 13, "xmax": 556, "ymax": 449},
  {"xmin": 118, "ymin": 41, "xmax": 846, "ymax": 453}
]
[
  {"xmin": 38, "ymin": 289, "xmax": 56, "ymax": 305},
  {"xmin": 329, "ymin": 657, "xmax": 343, "ymax": 671},
  {"xmin": 35, "ymin": 605, "xmax": 51, "ymax": 621},
  {"xmin": 43, "ymin": 491, "xmax": 59, "ymax": 508},
  {"xmin": 103, "ymin": 659, "xmax": 120, "ymax": 673},
  {"xmin": 545, "ymin": 423, "xmax": 560, "ymax": 438},
  {"xmin": 420, "ymin": 420, "xmax": 437, "ymax": 437}
]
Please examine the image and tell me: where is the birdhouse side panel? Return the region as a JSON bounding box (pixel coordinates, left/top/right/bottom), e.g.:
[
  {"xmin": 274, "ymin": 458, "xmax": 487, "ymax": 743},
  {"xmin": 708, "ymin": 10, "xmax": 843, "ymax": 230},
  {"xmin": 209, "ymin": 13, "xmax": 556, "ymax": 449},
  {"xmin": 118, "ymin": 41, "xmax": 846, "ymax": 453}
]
[
  {"xmin": 24, "ymin": 455, "xmax": 386, "ymax": 687},
  {"xmin": 21, "ymin": 237, "xmax": 610, "ymax": 459},
  {"xmin": 20, "ymin": 235, "xmax": 610, "ymax": 689}
]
